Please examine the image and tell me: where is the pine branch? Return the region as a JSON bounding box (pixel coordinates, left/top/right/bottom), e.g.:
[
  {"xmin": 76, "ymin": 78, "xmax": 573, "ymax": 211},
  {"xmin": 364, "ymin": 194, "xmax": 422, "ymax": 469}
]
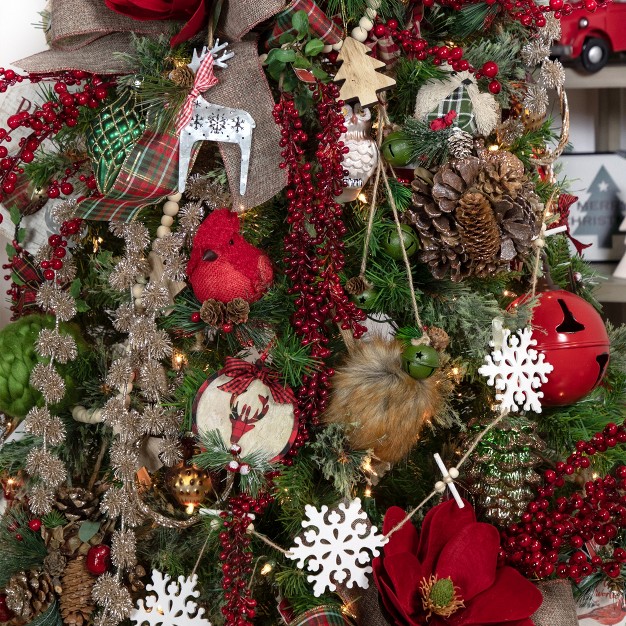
[
  {"xmin": 270, "ymin": 331, "xmax": 322, "ymax": 389},
  {"xmin": 389, "ymin": 58, "xmax": 448, "ymax": 119},
  {"xmin": 449, "ymin": 3, "xmax": 499, "ymax": 39},
  {"xmin": 402, "ymin": 118, "xmax": 452, "ymax": 167},
  {"xmin": 0, "ymin": 506, "xmax": 48, "ymax": 587},
  {"xmin": 0, "ymin": 436, "xmax": 40, "ymax": 474}
]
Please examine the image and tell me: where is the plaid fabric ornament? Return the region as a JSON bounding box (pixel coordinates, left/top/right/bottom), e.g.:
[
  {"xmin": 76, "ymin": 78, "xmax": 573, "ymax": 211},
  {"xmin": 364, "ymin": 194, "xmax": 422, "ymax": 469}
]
[
  {"xmin": 288, "ymin": 606, "xmax": 356, "ymax": 626},
  {"xmin": 267, "ymin": 0, "xmax": 342, "ymax": 48}
]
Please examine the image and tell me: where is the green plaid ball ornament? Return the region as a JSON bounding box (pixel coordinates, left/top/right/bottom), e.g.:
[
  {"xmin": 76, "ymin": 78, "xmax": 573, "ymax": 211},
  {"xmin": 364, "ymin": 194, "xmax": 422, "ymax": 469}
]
[{"xmin": 414, "ymin": 70, "xmax": 500, "ymax": 137}]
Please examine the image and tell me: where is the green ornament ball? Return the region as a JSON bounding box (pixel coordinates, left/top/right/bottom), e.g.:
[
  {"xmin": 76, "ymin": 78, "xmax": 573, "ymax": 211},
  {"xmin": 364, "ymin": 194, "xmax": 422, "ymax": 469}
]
[
  {"xmin": 401, "ymin": 344, "xmax": 440, "ymax": 379},
  {"xmin": 383, "ymin": 225, "xmax": 420, "ymax": 260},
  {"xmin": 0, "ymin": 314, "xmax": 86, "ymax": 419},
  {"xmin": 351, "ymin": 286, "xmax": 378, "ymax": 310},
  {"xmin": 381, "ymin": 131, "xmax": 412, "ymax": 167}
]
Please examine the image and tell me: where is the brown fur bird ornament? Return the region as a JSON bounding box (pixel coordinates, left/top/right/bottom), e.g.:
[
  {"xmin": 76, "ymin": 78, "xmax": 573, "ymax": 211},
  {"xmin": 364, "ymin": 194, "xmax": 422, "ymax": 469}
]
[{"xmin": 323, "ymin": 337, "xmax": 446, "ymax": 463}]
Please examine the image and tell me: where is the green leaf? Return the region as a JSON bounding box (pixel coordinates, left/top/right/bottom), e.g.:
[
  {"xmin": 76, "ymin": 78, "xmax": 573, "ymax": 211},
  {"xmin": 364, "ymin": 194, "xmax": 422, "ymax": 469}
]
[
  {"xmin": 293, "ymin": 55, "xmax": 312, "ymax": 69},
  {"xmin": 78, "ymin": 521, "xmax": 100, "ymax": 543},
  {"xmin": 311, "ymin": 67, "xmax": 330, "ymax": 80},
  {"xmin": 282, "ymin": 70, "xmax": 298, "ymax": 93},
  {"xmin": 9, "ymin": 206, "xmax": 21, "ymax": 226},
  {"xmin": 6, "ymin": 243, "xmax": 14, "ymax": 259},
  {"xmin": 266, "ymin": 48, "xmax": 297, "ymax": 64},
  {"xmin": 304, "ymin": 39, "xmax": 324, "ymax": 57},
  {"xmin": 267, "ymin": 59, "xmax": 286, "ymax": 81},
  {"xmin": 69, "ymin": 278, "xmax": 82, "ymax": 299},
  {"xmin": 292, "ymin": 10, "xmax": 309, "ymax": 37},
  {"xmin": 11, "ymin": 273, "xmax": 24, "ymax": 286},
  {"xmin": 279, "ymin": 32, "xmax": 296, "ymax": 45},
  {"xmin": 17, "ymin": 228, "xmax": 26, "ymax": 243},
  {"xmin": 75, "ymin": 299, "xmax": 90, "ymax": 313}
]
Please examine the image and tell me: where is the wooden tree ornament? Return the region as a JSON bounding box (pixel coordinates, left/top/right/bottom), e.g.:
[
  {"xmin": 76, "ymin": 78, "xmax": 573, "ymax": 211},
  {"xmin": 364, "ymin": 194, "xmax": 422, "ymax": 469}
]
[{"xmin": 334, "ymin": 37, "xmax": 396, "ymax": 108}]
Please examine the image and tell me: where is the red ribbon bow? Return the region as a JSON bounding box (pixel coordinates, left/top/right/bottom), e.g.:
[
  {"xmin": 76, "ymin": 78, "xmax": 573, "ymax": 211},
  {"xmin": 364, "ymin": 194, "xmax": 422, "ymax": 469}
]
[
  {"xmin": 553, "ymin": 193, "xmax": 592, "ymax": 255},
  {"xmin": 218, "ymin": 357, "xmax": 296, "ymax": 405},
  {"xmin": 175, "ymin": 53, "xmax": 219, "ymax": 134}
]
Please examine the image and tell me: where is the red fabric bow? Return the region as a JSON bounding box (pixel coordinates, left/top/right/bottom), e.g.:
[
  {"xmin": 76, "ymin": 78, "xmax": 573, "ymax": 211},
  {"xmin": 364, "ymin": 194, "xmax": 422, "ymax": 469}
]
[
  {"xmin": 373, "ymin": 499, "xmax": 542, "ymax": 625},
  {"xmin": 175, "ymin": 52, "xmax": 219, "ymax": 134},
  {"xmin": 218, "ymin": 357, "xmax": 296, "ymax": 405},
  {"xmin": 103, "ymin": 0, "xmax": 207, "ymax": 46},
  {"xmin": 552, "ymin": 193, "xmax": 592, "ymax": 255}
]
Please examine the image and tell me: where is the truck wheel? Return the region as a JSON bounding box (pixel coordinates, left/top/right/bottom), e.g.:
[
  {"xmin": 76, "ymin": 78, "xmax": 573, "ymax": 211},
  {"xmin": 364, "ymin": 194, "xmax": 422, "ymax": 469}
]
[{"xmin": 581, "ymin": 37, "xmax": 610, "ymax": 72}]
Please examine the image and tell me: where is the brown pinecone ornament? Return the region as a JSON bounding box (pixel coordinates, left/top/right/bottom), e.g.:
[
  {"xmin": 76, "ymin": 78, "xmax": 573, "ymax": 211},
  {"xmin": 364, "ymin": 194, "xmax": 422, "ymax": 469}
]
[
  {"xmin": 456, "ymin": 191, "xmax": 501, "ymax": 263},
  {"xmin": 432, "ymin": 157, "xmax": 481, "ymax": 212},
  {"xmin": 447, "ymin": 128, "xmax": 474, "ymax": 159},
  {"xmin": 475, "ymin": 155, "xmax": 525, "ymax": 201},
  {"xmin": 5, "ymin": 569, "xmax": 55, "ymax": 620},
  {"xmin": 493, "ymin": 193, "xmax": 540, "ymax": 261},
  {"xmin": 59, "ymin": 557, "xmax": 95, "ymax": 626}
]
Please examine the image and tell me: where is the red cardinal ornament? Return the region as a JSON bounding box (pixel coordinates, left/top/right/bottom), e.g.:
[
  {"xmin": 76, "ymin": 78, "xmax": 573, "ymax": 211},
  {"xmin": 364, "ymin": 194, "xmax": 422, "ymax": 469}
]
[{"xmin": 187, "ymin": 209, "xmax": 273, "ymax": 304}]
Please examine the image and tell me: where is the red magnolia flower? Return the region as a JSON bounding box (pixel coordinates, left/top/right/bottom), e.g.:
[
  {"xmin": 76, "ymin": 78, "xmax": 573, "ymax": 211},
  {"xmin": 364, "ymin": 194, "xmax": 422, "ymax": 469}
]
[
  {"xmin": 373, "ymin": 499, "xmax": 542, "ymax": 625},
  {"xmin": 104, "ymin": 0, "xmax": 206, "ymax": 46}
]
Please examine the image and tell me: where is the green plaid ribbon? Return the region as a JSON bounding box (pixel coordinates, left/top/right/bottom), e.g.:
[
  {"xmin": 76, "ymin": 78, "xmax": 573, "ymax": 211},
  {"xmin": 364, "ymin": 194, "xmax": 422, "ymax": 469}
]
[
  {"xmin": 266, "ymin": 0, "xmax": 342, "ymax": 48},
  {"xmin": 426, "ymin": 83, "xmax": 477, "ymax": 134},
  {"xmin": 290, "ymin": 606, "xmax": 355, "ymax": 626},
  {"xmin": 76, "ymin": 126, "xmax": 192, "ymax": 222}
]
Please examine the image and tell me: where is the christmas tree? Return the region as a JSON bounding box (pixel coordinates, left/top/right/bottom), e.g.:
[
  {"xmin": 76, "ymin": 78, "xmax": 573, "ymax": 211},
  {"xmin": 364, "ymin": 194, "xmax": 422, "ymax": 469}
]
[{"xmin": 0, "ymin": 1, "xmax": 625, "ymax": 626}]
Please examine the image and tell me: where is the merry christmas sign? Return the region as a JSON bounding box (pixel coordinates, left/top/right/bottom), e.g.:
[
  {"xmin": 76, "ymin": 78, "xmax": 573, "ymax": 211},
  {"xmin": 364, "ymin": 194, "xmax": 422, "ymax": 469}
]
[{"xmin": 560, "ymin": 153, "xmax": 626, "ymax": 262}]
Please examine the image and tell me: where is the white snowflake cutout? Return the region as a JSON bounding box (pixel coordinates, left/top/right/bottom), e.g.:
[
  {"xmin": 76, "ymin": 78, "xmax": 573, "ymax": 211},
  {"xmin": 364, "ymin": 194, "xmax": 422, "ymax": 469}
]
[
  {"xmin": 131, "ymin": 569, "xmax": 212, "ymax": 626},
  {"xmin": 286, "ymin": 498, "xmax": 387, "ymax": 597},
  {"xmin": 478, "ymin": 327, "xmax": 553, "ymax": 413}
]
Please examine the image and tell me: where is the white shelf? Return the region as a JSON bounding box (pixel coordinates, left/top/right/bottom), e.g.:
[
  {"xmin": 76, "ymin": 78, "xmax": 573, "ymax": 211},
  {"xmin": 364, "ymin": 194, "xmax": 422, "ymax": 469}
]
[{"xmin": 564, "ymin": 66, "xmax": 626, "ymax": 89}]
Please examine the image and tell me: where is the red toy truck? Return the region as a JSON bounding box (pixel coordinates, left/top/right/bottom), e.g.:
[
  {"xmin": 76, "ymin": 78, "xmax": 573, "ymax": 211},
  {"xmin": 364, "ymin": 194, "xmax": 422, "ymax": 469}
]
[{"xmin": 553, "ymin": 4, "xmax": 626, "ymax": 72}]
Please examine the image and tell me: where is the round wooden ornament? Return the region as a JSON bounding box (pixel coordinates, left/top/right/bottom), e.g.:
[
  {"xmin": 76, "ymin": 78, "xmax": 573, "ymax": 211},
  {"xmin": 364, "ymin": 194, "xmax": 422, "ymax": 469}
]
[{"xmin": 193, "ymin": 357, "xmax": 298, "ymax": 462}]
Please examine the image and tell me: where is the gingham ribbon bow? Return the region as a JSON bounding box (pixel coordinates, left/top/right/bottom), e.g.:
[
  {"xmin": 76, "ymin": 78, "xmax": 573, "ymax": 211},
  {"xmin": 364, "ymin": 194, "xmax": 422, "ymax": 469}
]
[
  {"xmin": 218, "ymin": 357, "xmax": 296, "ymax": 405},
  {"xmin": 175, "ymin": 53, "xmax": 219, "ymax": 134}
]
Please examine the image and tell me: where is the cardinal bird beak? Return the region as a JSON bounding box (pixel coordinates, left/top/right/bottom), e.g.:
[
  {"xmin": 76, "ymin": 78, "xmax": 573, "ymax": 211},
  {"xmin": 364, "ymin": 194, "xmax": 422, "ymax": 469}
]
[{"xmin": 202, "ymin": 249, "xmax": 218, "ymax": 262}]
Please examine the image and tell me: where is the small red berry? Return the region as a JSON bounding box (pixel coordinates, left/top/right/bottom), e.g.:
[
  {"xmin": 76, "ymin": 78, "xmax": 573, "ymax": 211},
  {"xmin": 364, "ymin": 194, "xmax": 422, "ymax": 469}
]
[
  {"xmin": 488, "ymin": 80, "xmax": 502, "ymax": 95},
  {"xmin": 28, "ymin": 519, "xmax": 41, "ymax": 532},
  {"xmin": 482, "ymin": 61, "xmax": 499, "ymax": 78},
  {"xmin": 190, "ymin": 312, "xmax": 201, "ymax": 323}
]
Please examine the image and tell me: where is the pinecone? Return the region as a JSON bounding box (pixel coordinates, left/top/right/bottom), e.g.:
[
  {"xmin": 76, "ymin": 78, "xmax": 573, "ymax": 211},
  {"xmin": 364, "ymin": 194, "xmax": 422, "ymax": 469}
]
[
  {"xmin": 475, "ymin": 154, "xmax": 525, "ymax": 202},
  {"xmin": 492, "ymin": 192, "xmax": 540, "ymax": 262},
  {"xmin": 344, "ymin": 276, "xmax": 371, "ymax": 295},
  {"xmin": 5, "ymin": 569, "xmax": 54, "ymax": 620},
  {"xmin": 59, "ymin": 557, "xmax": 94, "ymax": 626},
  {"xmin": 426, "ymin": 327, "xmax": 450, "ymax": 352},
  {"xmin": 456, "ymin": 191, "xmax": 501, "ymax": 263},
  {"xmin": 407, "ymin": 178, "xmax": 469, "ymax": 282},
  {"xmin": 447, "ymin": 128, "xmax": 474, "ymax": 159},
  {"xmin": 432, "ymin": 157, "xmax": 481, "ymax": 212},
  {"xmin": 169, "ymin": 65, "xmax": 195, "ymax": 88},
  {"xmin": 55, "ymin": 487, "xmax": 99, "ymax": 523}
]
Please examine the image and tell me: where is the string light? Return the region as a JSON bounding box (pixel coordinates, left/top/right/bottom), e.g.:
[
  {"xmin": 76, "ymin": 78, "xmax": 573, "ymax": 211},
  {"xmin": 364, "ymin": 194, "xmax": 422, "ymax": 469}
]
[
  {"xmin": 171, "ymin": 349, "xmax": 188, "ymax": 371},
  {"xmin": 260, "ymin": 562, "xmax": 274, "ymax": 576}
]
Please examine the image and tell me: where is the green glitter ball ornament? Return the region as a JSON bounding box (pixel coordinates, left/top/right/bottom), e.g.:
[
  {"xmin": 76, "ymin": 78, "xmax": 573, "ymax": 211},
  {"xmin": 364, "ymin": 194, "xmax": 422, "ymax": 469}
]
[
  {"xmin": 401, "ymin": 343, "xmax": 440, "ymax": 379},
  {"xmin": 86, "ymin": 89, "xmax": 146, "ymax": 194}
]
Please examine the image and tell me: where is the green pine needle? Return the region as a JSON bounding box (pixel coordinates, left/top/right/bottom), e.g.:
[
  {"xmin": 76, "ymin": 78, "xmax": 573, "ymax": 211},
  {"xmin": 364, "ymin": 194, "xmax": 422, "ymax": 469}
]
[
  {"xmin": 389, "ymin": 58, "xmax": 448, "ymax": 119},
  {"xmin": 42, "ymin": 511, "xmax": 67, "ymax": 529},
  {"xmin": 270, "ymin": 331, "xmax": 322, "ymax": 389},
  {"xmin": 402, "ymin": 118, "xmax": 452, "ymax": 167}
]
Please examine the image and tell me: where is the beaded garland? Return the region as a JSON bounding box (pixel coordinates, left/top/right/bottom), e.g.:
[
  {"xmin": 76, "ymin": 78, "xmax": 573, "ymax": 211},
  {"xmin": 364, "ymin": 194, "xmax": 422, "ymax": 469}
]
[{"xmin": 501, "ymin": 421, "xmax": 626, "ymax": 583}]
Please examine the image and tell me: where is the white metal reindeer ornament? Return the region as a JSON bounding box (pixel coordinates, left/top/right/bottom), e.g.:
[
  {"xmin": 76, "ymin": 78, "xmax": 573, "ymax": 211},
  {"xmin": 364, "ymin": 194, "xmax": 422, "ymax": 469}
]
[{"xmin": 177, "ymin": 42, "xmax": 256, "ymax": 196}]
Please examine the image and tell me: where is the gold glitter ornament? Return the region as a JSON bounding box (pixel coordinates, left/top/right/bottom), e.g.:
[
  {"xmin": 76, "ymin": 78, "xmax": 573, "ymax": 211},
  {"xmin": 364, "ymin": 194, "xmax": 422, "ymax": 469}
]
[{"xmin": 167, "ymin": 463, "xmax": 215, "ymax": 511}]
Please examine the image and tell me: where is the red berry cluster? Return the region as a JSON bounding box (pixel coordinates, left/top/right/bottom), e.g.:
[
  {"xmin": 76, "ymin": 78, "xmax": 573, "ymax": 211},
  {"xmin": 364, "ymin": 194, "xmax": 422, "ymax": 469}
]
[
  {"xmin": 40, "ymin": 228, "xmax": 76, "ymax": 281},
  {"xmin": 274, "ymin": 83, "xmax": 367, "ymax": 431},
  {"xmin": 219, "ymin": 493, "xmax": 271, "ymax": 626},
  {"xmin": 501, "ymin": 422, "xmax": 626, "ymax": 582},
  {"xmin": 0, "ymin": 70, "xmax": 108, "ymax": 200},
  {"xmin": 0, "ymin": 68, "xmax": 24, "ymax": 93}
]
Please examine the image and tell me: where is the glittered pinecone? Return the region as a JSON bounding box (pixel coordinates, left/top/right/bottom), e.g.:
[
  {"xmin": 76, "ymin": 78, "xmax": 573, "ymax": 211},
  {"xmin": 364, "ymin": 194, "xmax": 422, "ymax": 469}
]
[
  {"xmin": 461, "ymin": 414, "xmax": 546, "ymax": 525},
  {"xmin": 5, "ymin": 569, "xmax": 54, "ymax": 621},
  {"xmin": 492, "ymin": 192, "xmax": 540, "ymax": 263},
  {"xmin": 59, "ymin": 557, "xmax": 95, "ymax": 626},
  {"xmin": 456, "ymin": 191, "xmax": 501, "ymax": 264},
  {"xmin": 169, "ymin": 65, "xmax": 195, "ymax": 88},
  {"xmin": 475, "ymin": 153, "xmax": 525, "ymax": 202},
  {"xmin": 447, "ymin": 128, "xmax": 474, "ymax": 159},
  {"xmin": 431, "ymin": 157, "xmax": 481, "ymax": 212},
  {"xmin": 55, "ymin": 487, "xmax": 99, "ymax": 523}
]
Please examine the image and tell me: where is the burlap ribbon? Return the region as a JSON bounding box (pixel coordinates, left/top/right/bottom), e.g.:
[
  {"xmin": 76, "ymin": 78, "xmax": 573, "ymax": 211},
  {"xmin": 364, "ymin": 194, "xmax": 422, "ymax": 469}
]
[
  {"xmin": 217, "ymin": 357, "xmax": 296, "ymax": 404},
  {"xmin": 14, "ymin": 0, "xmax": 177, "ymax": 74},
  {"xmin": 531, "ymin": 580, "xmax": 579, "ymax": 626}
]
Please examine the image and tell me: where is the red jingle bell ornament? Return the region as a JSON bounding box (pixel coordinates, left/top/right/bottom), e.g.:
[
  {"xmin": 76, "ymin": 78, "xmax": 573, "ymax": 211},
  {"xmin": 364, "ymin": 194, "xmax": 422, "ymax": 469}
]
[{"xmin": 510, "ymin": 289, "xmax": 610, "ymax": 405}]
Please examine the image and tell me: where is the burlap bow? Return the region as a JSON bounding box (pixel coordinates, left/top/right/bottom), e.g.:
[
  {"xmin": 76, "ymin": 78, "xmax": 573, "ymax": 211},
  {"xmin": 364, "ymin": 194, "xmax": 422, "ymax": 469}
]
[
  {"xmin": 218, "ymin": 357, "xmax": 296, "ymax": 404},
  {"xmin": 15, "ymin": 0, "xmax": 289, "ymax": 218}
]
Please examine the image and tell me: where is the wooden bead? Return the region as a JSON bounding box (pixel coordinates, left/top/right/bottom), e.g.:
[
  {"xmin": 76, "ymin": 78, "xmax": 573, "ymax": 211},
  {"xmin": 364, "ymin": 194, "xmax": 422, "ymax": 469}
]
[
  {"xmin": 322, "ymin": 44, "xmax": 333, "ymax": 53},
  {"xmin": 163, "ymin": 200, "xmax": 180, "ymax": 216},
  {"xmin": 332, "ymin": 40, "xmax": 344, "ymax": 51},
  {"xmin": 359, "ymin": 16, "xmax": 374, "ymax": 31},
  {"xmin": 365, "ymin": 7, "xmax": 377, "ymax": 19},
  {"xmin": 157, "ymin": 225, "xmax": 171, "ymax": 238},
  {"xmin": 366, "ymin": 0, "xmax": 381, "ymax": 8},
  {"xmin": 134, "ymin": 298, "xmax": 144, "ymax": 309},
  {"xmin": 161, "ymin": 214, "xmax": 174, "ymax": 227},
  {"xmin": 351, "ymin": 26, "xmax": 368, "ymax": 42},
  {"xmin": 131, "ymin": 283, "xmax": 144, "ymax": 298},
  {"xmin": 166, "ymin": 192, "xmax": 182, "ymax": 202}
]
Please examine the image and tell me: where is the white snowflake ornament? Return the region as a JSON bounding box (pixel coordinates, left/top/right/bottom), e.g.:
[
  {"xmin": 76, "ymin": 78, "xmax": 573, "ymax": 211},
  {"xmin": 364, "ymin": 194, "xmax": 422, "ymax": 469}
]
[
  {"xmin": 478, "ymin": 327, "xmax": 553, "ymax": 413},
  {"xmin": 131, "ymin": 569, "xmax": 212, "ymax": 626},
  {"xmin": 287, "ymin": 498, "xmax": 387, "ymax": 597}
]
